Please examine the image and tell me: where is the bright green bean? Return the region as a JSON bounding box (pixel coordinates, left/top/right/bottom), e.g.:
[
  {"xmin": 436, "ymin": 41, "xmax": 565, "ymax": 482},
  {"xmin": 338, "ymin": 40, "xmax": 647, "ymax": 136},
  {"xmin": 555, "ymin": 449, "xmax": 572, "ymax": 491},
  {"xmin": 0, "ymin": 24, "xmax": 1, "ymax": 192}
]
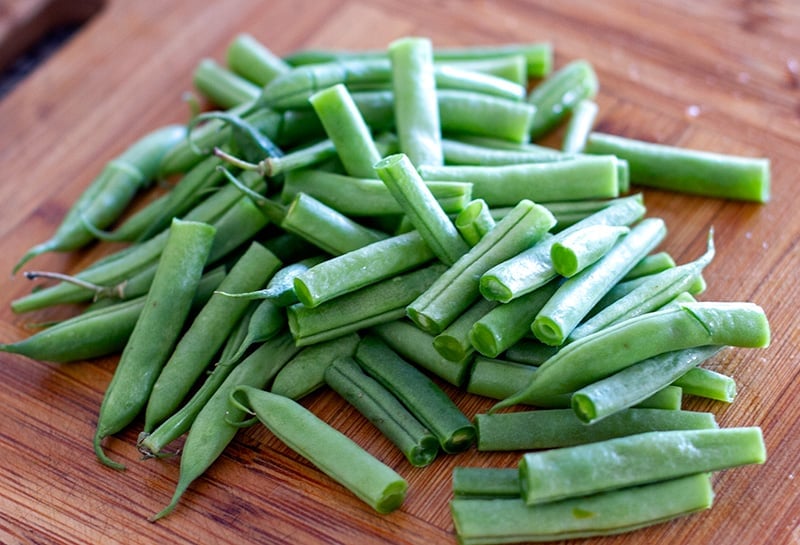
[
  {"xmin": 226, "ymin": 33, "xmax": 290, "ymax": 86},
  {"xmin": 584, "ymin": 132, "xmax": 771, "ymax": 202},
  {"xmin": 407, "ymin": 199, "xmax": 555, "ymax": 335},
  {"xmin": 550, "ymin": 225, "xmax": 630, "ymax": 277},
  {"xmin": 503, "ymin": 338, "xmax": 559, "ymax": 366},
  {"xmin": 455, "ymin": 199, "xmax": 495, "ymax": 246},
  {"xmin": 193, "ymin": 58, "xmax": 260, "ymax": 109},
  {"xmin": 622, "ymin": 251, "xmax": 676, "ymax": 280},
  {"xmin": 527, "ymin": 59, "xmax": 599, "ymax": 140},
  {"xmin": 562, "ymin": 99, "xmax": 599, "ymax": 153},
  {"xmin": 216, "ymin": 255, "xmax": 327, "ymax": 307},
  {"xmin": 452, "ymin": 467, "xmax": 521, "ymax": 499},
  {"xmin": 674, "ymin": 367, "xmax": 737, "ymax": 403},
  {"xmin": 433, "ymin": 298, "xmax": 499, "ymax": 363},
  {"xmin": 467, "ymin": 356, "xmax": 538, "ymax": 401}
]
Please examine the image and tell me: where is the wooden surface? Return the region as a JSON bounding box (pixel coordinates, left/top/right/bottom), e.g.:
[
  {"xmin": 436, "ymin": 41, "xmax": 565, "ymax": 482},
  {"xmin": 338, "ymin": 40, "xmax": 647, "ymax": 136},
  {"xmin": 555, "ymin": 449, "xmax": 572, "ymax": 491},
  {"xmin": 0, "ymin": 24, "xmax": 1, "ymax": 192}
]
[{"xmin": 1, "ymin": 1, "xmax": 799, "ymax": 544}]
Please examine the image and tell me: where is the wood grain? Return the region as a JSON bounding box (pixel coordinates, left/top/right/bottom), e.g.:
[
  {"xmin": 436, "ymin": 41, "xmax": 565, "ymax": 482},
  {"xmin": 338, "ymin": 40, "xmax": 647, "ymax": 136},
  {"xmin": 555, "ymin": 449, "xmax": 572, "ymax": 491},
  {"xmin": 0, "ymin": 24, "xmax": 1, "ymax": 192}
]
[{"xmin": 1, "ymin": 1, "xmax": 798, "ymax": 544}]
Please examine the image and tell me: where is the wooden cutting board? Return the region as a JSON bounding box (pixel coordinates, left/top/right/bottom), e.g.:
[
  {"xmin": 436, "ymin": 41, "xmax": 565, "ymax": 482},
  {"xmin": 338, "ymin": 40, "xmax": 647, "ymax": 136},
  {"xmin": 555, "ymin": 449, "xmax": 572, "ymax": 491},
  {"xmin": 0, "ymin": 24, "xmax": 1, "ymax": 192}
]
[{"xmin": 1, "ymin": 1, "xmax": 798, "ymax": 544}]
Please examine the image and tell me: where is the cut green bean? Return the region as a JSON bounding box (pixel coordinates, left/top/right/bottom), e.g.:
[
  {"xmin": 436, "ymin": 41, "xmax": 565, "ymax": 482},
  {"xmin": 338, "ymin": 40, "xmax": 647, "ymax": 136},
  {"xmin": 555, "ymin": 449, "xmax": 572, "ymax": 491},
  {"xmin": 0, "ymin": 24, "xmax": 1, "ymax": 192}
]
[
  {"xmin": 571, "ymin": 346, "xmax": 724, "ymax": 424},
  {"xmin": 622, "ymin": 251, "xmax": 676, "ymax": 280},
  {"xmin": 570, "ymin": 230, "xmax": 714, "ymax": 341},
  {"xmin": 531, "ymin": 217, "xmax": 666, "ymax": 346},
  {"xmin": 375, "ymin": 153, "xmax": 469, "ymax": 265},
  {"xmin": 230, "ymin": 385, "xmax": 408, "ymax": 513},
  {"xmin": 193, "ymin": 58, "xmax": 261, "ymax": 109},
  {"xmin": 325, "ymin": 356, "xmax": 439, "ymax": 467},
  {"xmin": 418, "ymin": 155, "xmax": 619, "ymax": 206},
  {"xmin": 144, "ymin": 243, "xmax": 282, "ymax": 432},
  {"xmin": 494, "ymin": 301, "xmax": 770, "ymax": 410},
  {"xmin": 271, "ymin": 333, "xmax": 361, "ymax": 400},
  {"xmin": 470, "ymin": 279, "xmax": 560, "ymax": 358},
  {"xmin": 475, "ymin": 408, "xmax": 718, "ymax": 452},
  {"xmin": 527, "ymin": 59, "xmax": 599, "ymax": 140},
  {"xmin": 452, "ymin": 467, "xmax": 520, "ymax": 499},
  {"xmin": 455, "ymin": 199, "xmax": 496, "ymax": 246},
  {"xmin": 503, "ymin": 339, "xmax": 559, "ymax": 366},
  {"xmin": 451, "ymin": 473, "xmax": 713, "ymax": 544},
  {"xmin": 282, "ymin": 169, "xmax": 472, "ymax": 216},
  {"xmin": 437, "ymin": 90, "xmax": 534, "ymax": 143},
  {"xmin": 441, "ymin": 137, "xmax": 570, "ymax": 165},
  {"xmin": 561, "ymin": 99, "xmax": 599, "ymax": 153},
  {"xmin": 467, "ymin": 356, "xmax": 538, "ymax": 401},
  {"xmin": 550, "ymin": 225, "xmax": 630, "ymax": 277},
  {"xmin": 389, "ymin": 37, "xmax": 443, "ymax": 167},
  {"xmin": 519, "ymin": 427, "xmax": 765, "ymax": 506},
  {"xmin": 674, "ymin": 367, "xmax": 737, "ymax": 403},
  {"xmin": 293, "ymin": 231, "xmax": 436, "ymax": 308},
  {"xmin": 443, "ymin": 54, "xmax": 527, "ymax": 86},
  {"xmin": 355, "ymin": 335, "xmax": 475, "ymax": 453},
  {"xmin": 287, "ymin": 263, "xmax": 446, "ymax": 346},
  {"xmin": 433, "ymin": 298, "xmax": 499, "ymax": 363},
  {"xmin": 407, "ymin": 199, "xmax": 555, "ymax": 335},
  {"xmin": 309, "ymin": 84, "xmax": 382, "ymax": 178},
  {"xmin": 226, "ymin": 33, "xmax": 290, "ymax": 86},
  {"xmin": 94, "ymin": 219, "xmax": 215, "ymax": 470},
  {"xmin": 151, "ymin": 332, "xmax": 299, "ymax": 519},
  {"xmin": 584, "ymin": 132, "xmax": 770, "ymax": 202},
  {"xmin": 371, "ymin": 319, "xmax": 473, "ymax": 387}
]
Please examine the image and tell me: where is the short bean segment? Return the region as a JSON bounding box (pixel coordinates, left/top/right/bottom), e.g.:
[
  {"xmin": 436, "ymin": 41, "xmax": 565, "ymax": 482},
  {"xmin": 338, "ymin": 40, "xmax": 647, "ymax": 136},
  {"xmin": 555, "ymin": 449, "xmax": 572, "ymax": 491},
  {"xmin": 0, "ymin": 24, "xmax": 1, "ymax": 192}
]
[
  {"xmin": 527, "ymin": 59, "xmax": 599, "ymax": 140},
  {"xmin": 452, "ymin": 467, "xmax": 521, "ymax": 499},
  {"xmin": 355, "ymin": 335, "xmax": 475, "ymax": 453},
  {"xmin": 674, "ymin": 367, "xmax": 737, "ymax": 403},
  {"xmin": 225, "ymin": 33, "xmax": 291, "ymax": 87},
  {"xmin": 454, "ymin": 199, "xmax": 495, "ymax": 246},
  {"xmin": 14, "ymin": 124, "xmax": 187, "ymax": 273},
  {"xmin": 493, "ymin": 301, "xmax": 770, "ymax": 410},
  {"xmin": 325, "ymin": 356, "xmax": 440, "ymax": 467},
  {"xmin": 193, "ymin": 58, "xmax": 261, "ymax": 109},
  {"xmin": 433, "ymin": 298, "xmax": 499, "ymax": 363},
  {"xmin": 230, "ymin": 385, "xmax": 408, "ymax": 514},
  {"xmin": 94, "ymin": 219, "xmax": 216, "ymax": 470},
  {"xmin": 550, "ymin": 224, "xmax": 630, "ymax": 278},
  {"xmin": 518, "ymin": 427, "xmax": 765, "ymax": 506}
]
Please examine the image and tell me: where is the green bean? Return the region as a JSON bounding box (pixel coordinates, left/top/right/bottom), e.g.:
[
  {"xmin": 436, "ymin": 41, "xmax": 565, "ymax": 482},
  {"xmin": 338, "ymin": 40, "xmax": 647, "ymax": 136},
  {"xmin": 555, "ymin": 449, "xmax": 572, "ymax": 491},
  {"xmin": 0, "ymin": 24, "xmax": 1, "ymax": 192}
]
[
  {"xmin": 282, "ymin": 169, "xmax": 472, "ymax": 216},
  {"xmin": 14, "ymin": 124, "xmax": 186, "ymax": 273},
  {"xmin": 389, "ymin": 37, "xmax": 443, "ymax": 167},
  {"xmin": 443, "ymin": 55, "xmax": 527, "ymax": 86},
  {"xmin": 287, "ymin": 263, "xmax": 446, "ymax": 347},
  {"xmin": 480, "ymin": 194, "xmax": 646, "ymax": 303},
  {"xmin": 216, "ymin": 138, "xmax": 338, "ymax": 179},
  {"xmin": 0, "ymin": 267, "xmax": 224, "ymax": 363},
  {"xmin": 281, "ymin": 193, "xmax": 387, "ymax": 255},
  {"xmin": 406, "ymin": 199, "xmax": 556, "ymax": 335},
  {"xmin": 218, "ymin": 298, "xmax": 286, "ymax": 367},
  {"xmin": 584, "ymin": 132, "xmax": 771, "ymax": 202},
  {"xmin": 531, "ymin": 217, "xmax": 666, "ymax": 346},
  {"xmin": 475, "ymin": 408, "xmax": 718, "ymax": 452},
  {"xmin": 217, "ymin": 255, "xmax": 327, "ymax": 307},
  {"xmin": 572, "ymin": 346, "xmax": 724, "ymax": 425},
  {"xmin": 437, "ymin": 90, "xmax": 534, "ymax": 143},
  {"xmin": 441, "ymin": 137, "xmax": 570, "ymax": 165},
  {"xmin": 226, "ymin": 33, "xmax": 290, "ymax": 87},
  {"xmin": 467, "ymin": 356, "xmax": 538, "ymax": 401},
  {"xmin": 493, "ymin": 301, "xmax": 770, "ymax": 410},
  {"xmin": 94, "ymin": 219, "xmax": 216, "ymax": 470},
  {"xmin": 470, "ymin": 279, "xmax": 560, "ymax": 358},
  {"xmin": 419, "ymin": 155, "xmax": 619, "ymax": 206},
  {"xmin": 527, "ymin": 59, "xmax": 599, "ymax": 140},
  {"xmin": 452, "ymin": 467, "xmax": 521, "ymax": 499},
  {"xmin": 193, "ymin": 58, "xmax": 260, "ymax": 109},
  {"xmin": 622, "ymin": 251, "xmax": 676, "ymax": 280},
  {"xmin": 144, "ymin": 243, "xmax": 282, "ymax": 432},
  {"xmin": 562, "ymin": 99, "xmax": 599, "ymax": 153},
  {"xmin": 450, "ymin": 473, "xmax": 713, "ymax": 544},
  {"xmin": 433, "ymin": 298, "xmax": 499, "ymax": 363},
  {"xmin": 355, "ymin": 335, "xmax": 475, "ymax": 453},
  {"xmin": 455, "ymin": 199, "xmax": 495, "ymax": 246},
  {"xmin": 570, "ymin": 231, "xmax": 714, "ymax": 341},
  {"xmin": 270, "ymin": 333, "xmax": 360, "ymax": 399},
  {"xmin": 309, "ymin": 84, "xmax": 382, "ymax": 178},
  {"xmin": 325, "ymin": 356, "xmax": 439, "ymax": 467},
  {"xmin": 229, "ymin": 385, "xmax": 408, "ymax": 514},
  {"xmin": 374, "ymin": 153, "xmax": 469, "ymax": 265},
  {"xmin": 519, "ymin": 427, "xmax": 765, "ymax": 506},
  {"xmin": 294, "ymin": 231, "xmax": 436, "ymax": 308},
  {"xmin": 674, "ymin": 367, "xmax": 737, "ymax": 403},
  {"xmin": 151, "ymin": 332, "xmax": 299, "ymax": 519},
  {"xmin": 550, "ymin": 225, "xmax": 630, "ymax": 277},
  {"xmin": 284, "ymin": 42, "xmax": 553, "ymax": 77},
  {"xmin": 503, "ymin": 338, "xmax": 559, "ymax": 366},
  {"xmin": 82, "ymin": 187, "xmax": 176, "ymax": 243},
  {"xmin": 371, "ymin": 319, "xmax": 473, "ymax": 387},
  {"xmin": 206, "ymin": 193, "xmax": 271, "ymax": 265}
]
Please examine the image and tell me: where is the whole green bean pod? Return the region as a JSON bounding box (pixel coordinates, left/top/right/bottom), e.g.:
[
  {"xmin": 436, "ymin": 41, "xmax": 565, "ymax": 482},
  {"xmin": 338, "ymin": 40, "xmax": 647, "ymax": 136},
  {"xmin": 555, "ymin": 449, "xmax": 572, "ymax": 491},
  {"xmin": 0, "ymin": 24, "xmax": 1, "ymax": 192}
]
[
  {"xmin": 531, "ymin": 217, "xmax": 667, "ymax": 346},
  {"xmin": 94, "ymin": 219, "xmax": 216, "ymax": 470},
  {"xmin": 450, "ymin": 473, "xmax": 713, "ymax": 544},
  {"xmin": 584, "ymin": 132, "xmax": 771, "ymax": 202},
  {"xmin": 271, "ymin": 333, "xmax": 361, "ymax": 400},
  {"xmin": 229, "ymin": 385, "xmax": 408, "ymax": 514},
  {"xmin": 355, "ymin": 335, "xmax": 475, "ymax": 453},
  {"xmin": 519, "ymin": 427, "xmax": 765, "ymax": 506},
  {"xmin": 217, "ymin": 256, "xmax": 327, "ymax": 307},
  {"xmin": 406, "ymin": 199, "xmax": 555, "ymax": 335},
  {"xmin": 226, "ymin": 33, "xmax": 290, "ymax": 87},
  {"xmin": 493, "ymin": 301, "xmax": 770, "ymax": 410},
  {"xmin": 14, "ymin": 124, "xmax": 186, "ymax": 273},
  {"xmin": 527, "ymin": 59, "xmax": 599, "ymax": 140},
  {"xmin": 143, "ymin": 243, "xmax": 283, "ymax": 432},
  {"xmin": 674, "ymin": 367, "xmax": 737, "ymax": 403},
  {"xmin": 325, "ymin": 356, "xmax": 439, "ymax": 467},
  {"xmin": 389, "ymin": 37, "xmax": 443, "ymax": 167},
  {"xmin": 151, "ymin": 332, "xmax": 299, "ymax": 519}
]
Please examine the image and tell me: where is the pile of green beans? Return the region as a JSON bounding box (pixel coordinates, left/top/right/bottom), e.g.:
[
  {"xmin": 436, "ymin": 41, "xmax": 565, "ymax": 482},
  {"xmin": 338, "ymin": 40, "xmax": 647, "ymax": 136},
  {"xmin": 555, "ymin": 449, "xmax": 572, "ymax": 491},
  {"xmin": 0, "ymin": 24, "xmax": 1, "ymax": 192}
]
[{"xmin": 1, "ymin": 31, "xmax": 774, "ymax": 541}]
